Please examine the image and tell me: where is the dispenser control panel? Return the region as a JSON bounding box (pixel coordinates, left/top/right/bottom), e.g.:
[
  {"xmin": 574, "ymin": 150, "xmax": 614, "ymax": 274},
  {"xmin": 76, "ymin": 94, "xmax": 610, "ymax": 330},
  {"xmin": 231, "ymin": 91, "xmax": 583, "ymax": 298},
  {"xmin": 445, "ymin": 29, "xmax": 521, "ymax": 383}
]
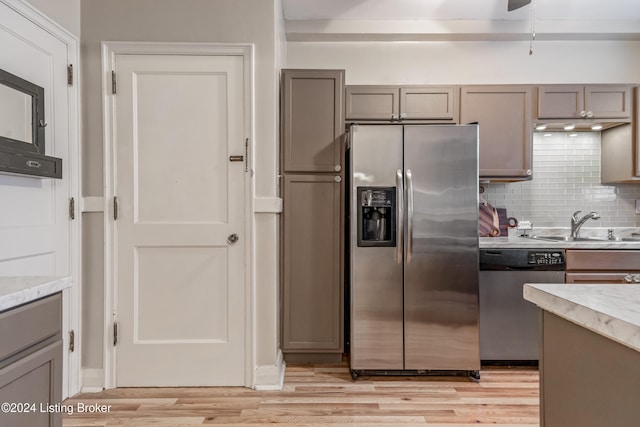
[{"xmin": 357, "ymin": 187, "xmax": 396, "ymax": 247}]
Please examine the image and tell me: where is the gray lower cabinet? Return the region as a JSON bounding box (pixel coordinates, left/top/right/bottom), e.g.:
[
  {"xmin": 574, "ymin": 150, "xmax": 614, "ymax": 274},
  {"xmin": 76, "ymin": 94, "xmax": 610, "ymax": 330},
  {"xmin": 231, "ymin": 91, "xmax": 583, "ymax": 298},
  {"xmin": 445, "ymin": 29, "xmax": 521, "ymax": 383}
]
[
  {"xmin": 0, "ymin": 293, "xmax": 62, "ymax": 427},
  {"xmin": 281, "ymin": 174, "xmax": 343, "ymax": 361},
  {"xmin": 460, "ymin": 85, "xmax": 533, "ymax": 180},
  {"xmin": 540, "ymin": 311, "xmax": 640, "ymax": 427}
]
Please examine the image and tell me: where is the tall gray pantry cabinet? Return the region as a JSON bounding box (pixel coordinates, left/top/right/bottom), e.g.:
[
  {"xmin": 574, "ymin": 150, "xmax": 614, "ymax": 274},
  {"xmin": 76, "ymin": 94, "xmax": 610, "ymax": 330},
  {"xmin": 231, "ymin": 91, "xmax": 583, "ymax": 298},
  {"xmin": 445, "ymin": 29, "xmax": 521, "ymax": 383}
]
[{"xmin": 280, "ymin": 69, "xmax": 345, "ymax": 362}]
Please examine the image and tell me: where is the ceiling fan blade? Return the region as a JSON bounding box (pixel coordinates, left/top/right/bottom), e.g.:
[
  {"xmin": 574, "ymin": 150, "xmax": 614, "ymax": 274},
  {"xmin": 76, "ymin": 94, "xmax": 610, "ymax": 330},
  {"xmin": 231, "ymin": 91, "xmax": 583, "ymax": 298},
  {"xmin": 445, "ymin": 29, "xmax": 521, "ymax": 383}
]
[{"xmin": 507, "ymin": 0, "xmax": 532, "ymax": 11}]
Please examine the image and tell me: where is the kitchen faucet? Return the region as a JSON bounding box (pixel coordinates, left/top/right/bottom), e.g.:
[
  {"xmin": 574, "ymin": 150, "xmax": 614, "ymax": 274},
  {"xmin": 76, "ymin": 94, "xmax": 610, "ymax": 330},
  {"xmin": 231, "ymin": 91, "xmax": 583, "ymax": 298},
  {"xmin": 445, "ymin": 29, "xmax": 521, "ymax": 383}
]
[{"xmin": 570, "ymin": 211, "xmax": 600, "ymax": 239}]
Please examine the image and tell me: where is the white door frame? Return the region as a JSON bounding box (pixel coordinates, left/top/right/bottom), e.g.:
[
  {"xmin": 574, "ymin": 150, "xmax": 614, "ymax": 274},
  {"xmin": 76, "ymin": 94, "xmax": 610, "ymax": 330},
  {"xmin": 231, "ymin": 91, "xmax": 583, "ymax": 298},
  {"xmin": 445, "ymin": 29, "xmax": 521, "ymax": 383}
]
[
  {"xmin": 101, "ymin": 41, "xmax": 254, "ymax": 389},
  {"xmin": 0, "ymin": 0, "xmax": 82, "ymax": 398}
]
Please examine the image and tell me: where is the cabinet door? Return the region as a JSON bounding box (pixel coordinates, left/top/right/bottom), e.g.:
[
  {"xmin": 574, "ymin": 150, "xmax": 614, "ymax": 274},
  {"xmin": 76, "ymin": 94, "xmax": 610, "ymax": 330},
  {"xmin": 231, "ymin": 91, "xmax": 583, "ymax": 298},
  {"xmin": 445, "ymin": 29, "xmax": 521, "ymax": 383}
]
[
  {"xmin": 282, "ymin": 175, "xmax": 343, "ymax": 352},
  {"xmin": 0, "ymin": 341, "xmax": 62, "ymax": 427},
  {"xmin": 345, "ymin": 86, "xmax": 399, "ymax": 120},
  {"xmin": 400, "ymin": 86, "xmax": 459, "ymax": 121},
  {"xmin": 282, "ymin": 69, "xmax": 344, "ymax": 173},
  {"xmin": 537, "ymin": 85, "xmax": 584, "ymax": 119},
  {"xmin": 460, "ymin": 86, "xmax": 533, "ymax": 180},
  {"xmin": 585, "ymin": 85, "xmax": 631, "ymax": 119}
]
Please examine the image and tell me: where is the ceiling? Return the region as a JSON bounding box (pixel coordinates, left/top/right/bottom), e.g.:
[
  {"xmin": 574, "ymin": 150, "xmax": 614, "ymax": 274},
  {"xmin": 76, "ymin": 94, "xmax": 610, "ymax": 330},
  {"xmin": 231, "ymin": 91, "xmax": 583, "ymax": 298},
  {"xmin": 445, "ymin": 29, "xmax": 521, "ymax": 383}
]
[{"xmin": 282, "ymin": 0, "xmax": 640, "ymax": 41}]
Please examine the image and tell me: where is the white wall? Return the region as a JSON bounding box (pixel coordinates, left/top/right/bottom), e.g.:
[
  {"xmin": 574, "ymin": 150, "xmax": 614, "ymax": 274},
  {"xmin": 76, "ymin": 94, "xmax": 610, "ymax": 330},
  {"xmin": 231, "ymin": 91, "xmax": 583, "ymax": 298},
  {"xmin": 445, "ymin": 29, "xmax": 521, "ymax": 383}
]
[
  {"xmin": 286, "ymin": 41, "xmax": 640, "ymax": 85},
  {"xmin": 24, "ymin": 0, "xmax": 80, "ymax": 37},
  {"xmin": 80, "ymin": 0, "xmax": 282, "ymax": 389}
]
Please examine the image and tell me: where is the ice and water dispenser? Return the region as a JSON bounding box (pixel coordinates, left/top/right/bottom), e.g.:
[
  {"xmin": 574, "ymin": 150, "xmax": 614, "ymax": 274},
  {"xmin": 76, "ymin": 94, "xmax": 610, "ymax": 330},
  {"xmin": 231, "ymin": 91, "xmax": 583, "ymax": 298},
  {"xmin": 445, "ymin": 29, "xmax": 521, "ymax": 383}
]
[{"xmin": 357, "ymin": 187, "xmax": 396, "ymax": 247}]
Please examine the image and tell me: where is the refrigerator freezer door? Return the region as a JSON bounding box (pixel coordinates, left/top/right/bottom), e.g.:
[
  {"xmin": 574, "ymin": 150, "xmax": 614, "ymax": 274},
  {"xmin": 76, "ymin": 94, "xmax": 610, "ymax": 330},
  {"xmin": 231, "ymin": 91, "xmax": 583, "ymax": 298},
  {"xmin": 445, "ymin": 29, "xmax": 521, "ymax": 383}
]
[
  {"xmin": 402, "ymin": 125, "xmax": 480, "ymax": 370},
  {"xmin": 350, "ymin": 125, "xmax": 404, "ymax": 370}
]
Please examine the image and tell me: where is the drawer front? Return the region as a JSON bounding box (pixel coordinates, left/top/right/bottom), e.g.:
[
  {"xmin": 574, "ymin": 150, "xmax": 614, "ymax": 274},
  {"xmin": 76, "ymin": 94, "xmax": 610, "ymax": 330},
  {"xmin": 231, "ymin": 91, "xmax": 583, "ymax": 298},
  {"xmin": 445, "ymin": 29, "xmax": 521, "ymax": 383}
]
[
  {"xmin": 566, "ymin": 250, "xmax": 640, "ymax": 271},
  {"xmin": 565, "ymin": 272, "xmax": 637, "ymax": 284},
  {"xmin": 0, "ymin": 151, "xmax": 62, "ymax": 179},
  {"xmin": 0, "ymin": 293, "xmax": 62, "ymax": 361}
]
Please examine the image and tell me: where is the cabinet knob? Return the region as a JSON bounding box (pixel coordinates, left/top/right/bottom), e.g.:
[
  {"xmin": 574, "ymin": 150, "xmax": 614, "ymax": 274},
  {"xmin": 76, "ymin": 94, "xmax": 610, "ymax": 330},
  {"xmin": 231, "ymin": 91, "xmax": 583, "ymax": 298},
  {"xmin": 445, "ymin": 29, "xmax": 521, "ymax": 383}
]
[
  {"xmin": 400, "ymin": 112, "xmax": 406, "ymax": 119},
  {"xmin": 334, "ymin": 176, "xmax": 342, "ymax": 183},
  {"xmin": 526, "ymin": 169, "xmax": 532, "ymax": 176},
  {"xmin": 586, "ymin": 111, "xmax": 594, "ymax": 118},
  {"xmin": 334, "ymin": 165, "xmax": 342, "ymax": 172},
  {"xmin": 579, "ymin": 110, "xmax": 587, "ymax": 118},
  {"xmin": 625, "ymin": 274, "xmax": 634, "ymax": 283}
]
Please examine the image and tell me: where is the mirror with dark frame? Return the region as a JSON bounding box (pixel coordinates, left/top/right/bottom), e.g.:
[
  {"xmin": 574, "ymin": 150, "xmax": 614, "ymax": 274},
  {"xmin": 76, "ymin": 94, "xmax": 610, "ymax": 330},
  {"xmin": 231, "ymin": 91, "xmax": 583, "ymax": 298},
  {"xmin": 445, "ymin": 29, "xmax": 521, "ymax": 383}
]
[{"xmin": 0, "ymin": 68, "xmax": 62, "ymax": 179}]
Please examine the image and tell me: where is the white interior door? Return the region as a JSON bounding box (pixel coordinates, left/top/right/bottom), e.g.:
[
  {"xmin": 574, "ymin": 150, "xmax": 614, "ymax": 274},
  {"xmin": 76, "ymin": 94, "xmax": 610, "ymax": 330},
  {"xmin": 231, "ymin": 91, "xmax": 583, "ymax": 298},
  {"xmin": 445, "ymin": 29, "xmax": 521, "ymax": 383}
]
[{"xmin": 113, "ymin": 53, "xmax": 246, "ymax": 386}]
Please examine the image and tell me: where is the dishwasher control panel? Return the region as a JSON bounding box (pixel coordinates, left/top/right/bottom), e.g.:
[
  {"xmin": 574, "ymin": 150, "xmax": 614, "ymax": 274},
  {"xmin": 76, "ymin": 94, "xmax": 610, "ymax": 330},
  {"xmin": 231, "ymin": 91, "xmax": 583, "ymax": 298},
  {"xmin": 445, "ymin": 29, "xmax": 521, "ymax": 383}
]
[
  {"xmin": 528, "ymin": 251, "xmax": 565, "ymax": 266},
  {"xmin": 479, "ymin": 249, "xmax": 566, "ymax": 271}
]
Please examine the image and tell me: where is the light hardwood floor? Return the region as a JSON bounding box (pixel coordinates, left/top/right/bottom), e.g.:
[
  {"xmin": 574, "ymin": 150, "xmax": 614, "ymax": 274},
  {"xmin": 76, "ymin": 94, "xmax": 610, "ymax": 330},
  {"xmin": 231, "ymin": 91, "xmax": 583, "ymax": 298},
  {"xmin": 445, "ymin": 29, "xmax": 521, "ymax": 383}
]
[{"xmin": 63, "ymin": 363, "xmax": 540, "ymax": 426}]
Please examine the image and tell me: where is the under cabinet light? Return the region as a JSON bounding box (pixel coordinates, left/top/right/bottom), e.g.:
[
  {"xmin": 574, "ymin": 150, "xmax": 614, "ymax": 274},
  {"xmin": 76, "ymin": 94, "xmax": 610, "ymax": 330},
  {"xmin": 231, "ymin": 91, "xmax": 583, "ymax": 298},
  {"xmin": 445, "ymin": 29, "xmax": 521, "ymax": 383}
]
[
  {"xmin": 564, "ymin": 124, "xmax": 576, "ymax": 131},
  {"xmin": 535, "ymin": 124, "xmax": 547, "ymax": 131},
  {"xmin": 591, "ymin": 124, "xmax": 604, "ymax": 131}
]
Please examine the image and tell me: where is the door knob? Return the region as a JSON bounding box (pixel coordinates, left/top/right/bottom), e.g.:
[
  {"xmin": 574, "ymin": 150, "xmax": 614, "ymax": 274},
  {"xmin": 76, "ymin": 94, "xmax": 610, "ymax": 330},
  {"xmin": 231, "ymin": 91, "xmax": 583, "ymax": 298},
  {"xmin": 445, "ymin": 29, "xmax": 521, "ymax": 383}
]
[{"xmin": 227, "ymin": 234, "xmax": 239, "ymax": 244}]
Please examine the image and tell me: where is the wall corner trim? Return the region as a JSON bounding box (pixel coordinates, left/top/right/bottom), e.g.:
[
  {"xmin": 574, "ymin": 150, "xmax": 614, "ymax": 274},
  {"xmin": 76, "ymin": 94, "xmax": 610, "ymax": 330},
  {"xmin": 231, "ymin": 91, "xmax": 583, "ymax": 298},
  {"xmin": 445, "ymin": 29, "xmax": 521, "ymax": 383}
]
[
  {"xmin": 254, "ymin": 197, "xmax": 283, "ymax": 213},
  {"xmin": 253, "ymin": 350, "xmax": 285, "ymax": 390},
  {"xmin": 81, "ymin": 196, "xmax": 105, "ymax": 213},
  {"xmin": 80, "ymin": 368, "xmax": 104, "ymax": 393}
]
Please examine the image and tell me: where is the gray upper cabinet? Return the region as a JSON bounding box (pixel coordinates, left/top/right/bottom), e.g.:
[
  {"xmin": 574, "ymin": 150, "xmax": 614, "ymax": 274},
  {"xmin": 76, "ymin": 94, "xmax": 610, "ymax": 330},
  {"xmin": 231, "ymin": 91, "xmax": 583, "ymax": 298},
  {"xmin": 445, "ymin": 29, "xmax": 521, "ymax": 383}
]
[
  {"xmin": 460, "ymin": 85, "xmax": 533, "ymax": 180},
  {"xmin": 601, "ymin": 86, "xmax": 640, "ymax": 183},
  {"xmin": 345, "ymin": 85, "xmax": 459, "ymax": 122},
  {"xmin": 281, "ymin": 69, "xmax": 345, "ymax": 173},
  {"xmin": 538, "ymin": 85, "xmax": 632, "ymax": 120},
  {"xmin": 345, "ymin": 86, "xmax": 399, "ymax": 120}
]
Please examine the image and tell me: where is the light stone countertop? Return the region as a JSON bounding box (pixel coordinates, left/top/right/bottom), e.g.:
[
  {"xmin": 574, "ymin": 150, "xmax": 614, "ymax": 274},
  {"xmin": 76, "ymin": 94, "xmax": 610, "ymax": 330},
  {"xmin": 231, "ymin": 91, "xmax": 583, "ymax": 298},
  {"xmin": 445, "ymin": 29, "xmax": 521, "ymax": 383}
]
[
  {"xmin": 0, "ymin": 276, "xmax": 72, "ymax": 312},
  {"xmin": 480, "ymin": 227, "xmax": 640, "ymax": 249},
  {"xmin": 523, "ymin": 283, "xmax": 640, "ymax": 353}
]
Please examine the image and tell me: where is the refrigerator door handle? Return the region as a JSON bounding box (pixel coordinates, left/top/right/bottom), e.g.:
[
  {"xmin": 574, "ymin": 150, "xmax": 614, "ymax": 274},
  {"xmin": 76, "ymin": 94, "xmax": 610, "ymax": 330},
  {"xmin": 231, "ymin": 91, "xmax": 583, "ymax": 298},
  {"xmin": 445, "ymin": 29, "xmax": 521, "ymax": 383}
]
[
  {"xmin": 406, "ymin": 169, "xmax": 414, "ymax": 264},
  {"xmin": 396, "ymin": 169, "xmax": 404, "ymax": 265}
]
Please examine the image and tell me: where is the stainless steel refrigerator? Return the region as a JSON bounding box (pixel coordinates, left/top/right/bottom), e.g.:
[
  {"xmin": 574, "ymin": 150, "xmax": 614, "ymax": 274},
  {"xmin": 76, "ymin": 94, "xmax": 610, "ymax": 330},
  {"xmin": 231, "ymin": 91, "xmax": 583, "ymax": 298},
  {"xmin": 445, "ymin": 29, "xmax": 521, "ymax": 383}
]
[{"xmin": 349, "ymin": 124, "xmax": 480, "ymax": 378}]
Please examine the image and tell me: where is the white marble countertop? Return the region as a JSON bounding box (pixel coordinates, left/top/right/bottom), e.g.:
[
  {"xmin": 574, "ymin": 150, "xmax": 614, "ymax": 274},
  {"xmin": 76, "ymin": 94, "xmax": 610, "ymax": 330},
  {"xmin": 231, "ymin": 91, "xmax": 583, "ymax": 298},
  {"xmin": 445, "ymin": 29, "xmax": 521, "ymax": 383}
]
[
  {"xmin": 481, "ymin": 227, "xmax": 640, "ymax": 249},
  {"xmin": 524, "ymin": 283, "xmax": 640, "ymax": 353},
  {"xmin": 0, "ymin": 276, "xmax": 72, "ymax": 312}
]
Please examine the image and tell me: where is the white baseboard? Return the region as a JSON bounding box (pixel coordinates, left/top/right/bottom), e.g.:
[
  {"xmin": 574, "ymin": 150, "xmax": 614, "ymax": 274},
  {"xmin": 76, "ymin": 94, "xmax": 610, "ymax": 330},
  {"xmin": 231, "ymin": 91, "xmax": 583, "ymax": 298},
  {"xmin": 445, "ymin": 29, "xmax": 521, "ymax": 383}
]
[
  {"xmin": 253, "ymin": 350, "xmax": 286, "ymax": 390},
  {"xmin": 80, "ymin": 368, "xmax": 104, "ymax": 393}
]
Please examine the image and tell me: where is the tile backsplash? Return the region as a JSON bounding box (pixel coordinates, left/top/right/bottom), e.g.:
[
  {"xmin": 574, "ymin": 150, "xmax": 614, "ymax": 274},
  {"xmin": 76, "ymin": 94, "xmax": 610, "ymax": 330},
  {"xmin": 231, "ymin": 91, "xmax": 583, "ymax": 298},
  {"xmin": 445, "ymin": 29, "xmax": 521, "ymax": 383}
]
[{"xmin": 483, "ymin": 132, "xmax": 640, "ymax": 228}]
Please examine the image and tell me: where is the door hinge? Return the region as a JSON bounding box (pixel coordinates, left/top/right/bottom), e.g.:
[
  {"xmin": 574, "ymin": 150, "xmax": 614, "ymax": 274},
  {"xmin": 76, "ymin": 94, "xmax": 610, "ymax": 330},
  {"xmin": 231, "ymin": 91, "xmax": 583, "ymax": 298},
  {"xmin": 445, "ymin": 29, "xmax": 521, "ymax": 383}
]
[
  {"xmin": 113, "ymin": 322, "xmax": 118, "ymax": 346},
  {"xmin": 113, "ymin": 196, "xmax": 118, "ymax": 220},
  {"xmin": 69, "ymin": 197, "xmax": 75, "ymax": 220},
  {"xmin": 67, "ymin": 64, "xmax": 73, "ymax": 86},
  {"xmin": 111, "ymin": 70, "xmax": 117, "ymax": 94},
  {"xmin": 69, "ymin": 330, "xmax": 75, "ymax": 352},
  {"xmin": 245, "ymin": 138, "xmax": 249, "ymax": 173}
]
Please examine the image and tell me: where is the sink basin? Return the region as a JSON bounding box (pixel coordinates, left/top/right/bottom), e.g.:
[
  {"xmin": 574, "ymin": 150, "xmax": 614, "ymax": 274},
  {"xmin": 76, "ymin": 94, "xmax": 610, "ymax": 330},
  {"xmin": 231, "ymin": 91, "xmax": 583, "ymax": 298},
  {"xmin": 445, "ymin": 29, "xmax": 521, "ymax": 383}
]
[
  {"xmin": 526, "ymin": 235, "xmax": 609, "ymax": 242},
  {"xmin": 528, "ymin": 235, "xmax": 570, "ymax": 242},
  {"xmin": 609, "ymin": 237, "xmax": 640, "ymax": 242}
]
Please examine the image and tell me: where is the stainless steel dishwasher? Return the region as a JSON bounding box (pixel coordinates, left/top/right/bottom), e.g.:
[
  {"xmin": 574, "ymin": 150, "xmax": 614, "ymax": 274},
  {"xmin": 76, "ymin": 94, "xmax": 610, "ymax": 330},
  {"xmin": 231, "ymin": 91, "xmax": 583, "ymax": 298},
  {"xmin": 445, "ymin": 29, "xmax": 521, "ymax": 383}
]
[{"xmin": 479, "ymin": 248, "xmax": 565, "ymax": 364}]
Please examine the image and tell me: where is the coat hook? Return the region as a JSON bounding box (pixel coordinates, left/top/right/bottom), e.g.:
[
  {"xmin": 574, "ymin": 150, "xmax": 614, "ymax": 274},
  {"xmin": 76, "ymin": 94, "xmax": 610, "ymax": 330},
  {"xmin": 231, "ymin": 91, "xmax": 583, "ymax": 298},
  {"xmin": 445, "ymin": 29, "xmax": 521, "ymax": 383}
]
[{"xmin": 38, "ymin": 119, "xmax": 48, "ymax": 128}]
